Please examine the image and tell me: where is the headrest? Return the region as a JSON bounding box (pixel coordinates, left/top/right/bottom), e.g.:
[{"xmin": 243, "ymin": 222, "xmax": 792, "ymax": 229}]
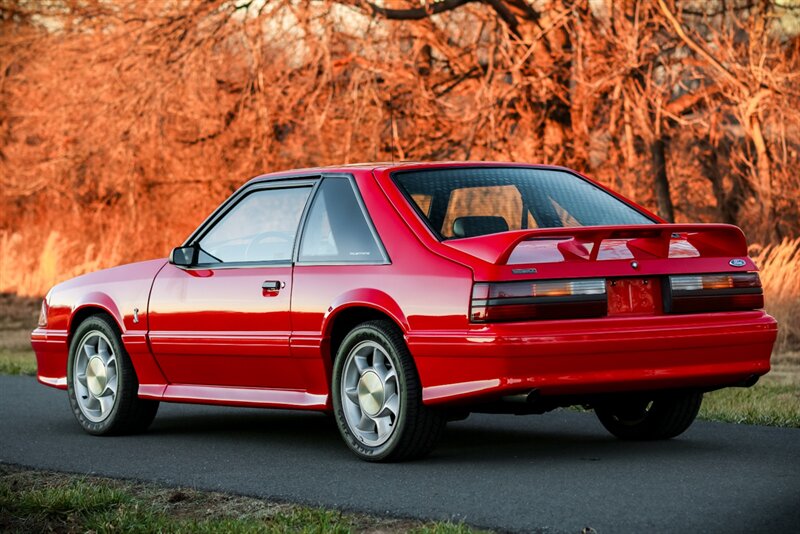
[{"xmin": 452, "ymin": 216, "xmax": 509, "ymax": 238}]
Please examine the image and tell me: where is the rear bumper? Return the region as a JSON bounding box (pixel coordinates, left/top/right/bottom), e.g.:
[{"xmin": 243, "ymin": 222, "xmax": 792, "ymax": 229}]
[{"xmin": 408, "ymin": 311, "xmax": 777, "ymax": 405}]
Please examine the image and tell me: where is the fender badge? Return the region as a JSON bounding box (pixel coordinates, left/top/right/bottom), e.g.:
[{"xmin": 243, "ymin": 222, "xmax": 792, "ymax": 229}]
[
  {"xmin": 512, "ymin": 268, "xmax": 537, "ymax": 274},
  {"xmin": 133, "ymin": 308, "xmax": 140, "ymax": 324},
  {"xmin": 729, "ymin": 258, "xmax": 747, "ymax": 267}
]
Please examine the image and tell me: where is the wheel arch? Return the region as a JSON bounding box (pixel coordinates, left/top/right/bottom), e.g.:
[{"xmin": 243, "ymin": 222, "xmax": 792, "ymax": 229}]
[
  {"xmin": 321, "ymin": 289, "xmax": 409, "ymax": 380},
  {"xmin": 68, "ymin": 293, "xmax": 124, "ymax": 345},
  {"xmin": 66, "ymin": 293, "xmax": 168, "ymax": 393}
]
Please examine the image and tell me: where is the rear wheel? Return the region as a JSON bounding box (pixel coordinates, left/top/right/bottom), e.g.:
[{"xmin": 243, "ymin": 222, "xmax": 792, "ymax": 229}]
[
  {"xmin": 332, "ymin": 320, "xmax": 446, "ymax": 462},
  {"xmin": 594, "ymin": 391, "xmax": 703, "ymax": 440},
  {"xmin": 67, "ymin": 315, "xmax": 159, "ymax": 435}
]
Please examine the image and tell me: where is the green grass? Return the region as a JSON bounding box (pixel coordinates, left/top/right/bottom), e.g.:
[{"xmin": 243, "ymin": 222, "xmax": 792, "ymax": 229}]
[
  {"xmin": 699, "ymin": 380, "xmax": 800, "ymax": 428},
  {"xmin": 0, "ymin": 349, "xmax": 36, "ymax": 375},
  {"xmin": 0, "ymin": 467, "xmax": 480, "ymax": 534}
]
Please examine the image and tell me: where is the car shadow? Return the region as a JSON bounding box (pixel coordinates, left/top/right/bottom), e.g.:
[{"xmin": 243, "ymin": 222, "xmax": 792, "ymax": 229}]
[
  {"xmin": 141, "ymin": 405, "xmax": 722, "ymax": 464},
  {"xmin": 149, "ymin": 408, "xmax": 335, "ymax": 434},
  {"xmin": 433, "ymin": 419, "xmax": 719, "ymax": 465}
]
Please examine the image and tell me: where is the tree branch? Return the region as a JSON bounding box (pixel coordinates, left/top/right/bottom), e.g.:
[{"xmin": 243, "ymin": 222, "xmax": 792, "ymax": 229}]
[
  {"xmin": 357, "ymin": 0, "xmax": 521, "ymax": 38},
  {"xmin": 484, "ymin": 0, "xmax": 522, "ymax": 38},
  {"xmin": 656, "ymin": 0, "xmax": 748, "ymax": 94},
  {"xmin": 359, "ymin": 0, "xmax": 478, "ymax": 20}
]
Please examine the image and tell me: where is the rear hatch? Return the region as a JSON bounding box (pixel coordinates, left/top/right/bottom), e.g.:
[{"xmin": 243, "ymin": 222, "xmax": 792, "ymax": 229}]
[{"xmin": 443, "ymin": 224, "xmax": 763, "ymax": 322}]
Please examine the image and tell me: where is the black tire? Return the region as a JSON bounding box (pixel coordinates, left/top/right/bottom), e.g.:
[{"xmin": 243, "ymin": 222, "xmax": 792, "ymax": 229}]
[
  {"xmin": 67, "ymin": 315, "xmax": 159, "ymax": 435},
  {"xmin": 331, "ymin": 320, "xmax": 446, "ymax": 462},
  {"xmin": 594, "ymin": 390, "xmax": 703, "ymax": 440}
]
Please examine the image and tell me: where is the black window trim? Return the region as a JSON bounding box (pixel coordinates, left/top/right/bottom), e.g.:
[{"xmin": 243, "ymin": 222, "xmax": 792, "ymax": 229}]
[
  {"xmin": 294, "ymin": 173, "xmax": 391, "ymax": 266},
  {"xmin": 390, "ymin": 165, "xmax": 658, "ymax": 242},
  {"xmin": 179, "ymin": 176, "xmax": 321, "ymax": 269}
]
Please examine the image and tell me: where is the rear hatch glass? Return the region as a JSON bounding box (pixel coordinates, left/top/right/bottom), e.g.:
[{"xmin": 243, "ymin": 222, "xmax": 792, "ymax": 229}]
[{"xmin": 393, "ymin": 167, "xmax": 655, "ymax": 240}]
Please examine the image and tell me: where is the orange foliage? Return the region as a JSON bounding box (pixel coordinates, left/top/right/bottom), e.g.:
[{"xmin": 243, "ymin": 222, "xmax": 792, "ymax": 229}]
[{"xmin": 1, "ymin": 0, "xmax": 799, "ymax": 339}]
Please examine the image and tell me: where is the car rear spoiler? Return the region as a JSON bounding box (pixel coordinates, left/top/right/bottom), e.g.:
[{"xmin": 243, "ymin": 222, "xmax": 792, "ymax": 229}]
[{"xmin": 443, "ymin": 224, "xmax": 749, "ymax": 265}]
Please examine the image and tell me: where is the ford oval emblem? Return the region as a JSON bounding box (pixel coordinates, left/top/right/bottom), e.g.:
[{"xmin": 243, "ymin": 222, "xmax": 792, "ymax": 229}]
[{"xmin": 729, "ymin": 258, "xmax": 747, "ymax": 267}]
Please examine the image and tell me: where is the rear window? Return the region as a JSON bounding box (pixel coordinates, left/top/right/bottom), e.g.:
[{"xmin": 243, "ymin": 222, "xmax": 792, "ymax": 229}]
[{"xmin": 393, "ymin": 167, "xmax": 654, "ymax": 239}]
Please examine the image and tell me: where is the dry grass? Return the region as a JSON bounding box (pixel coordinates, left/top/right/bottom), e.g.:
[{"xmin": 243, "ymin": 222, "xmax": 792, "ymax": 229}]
[
  {"xmin": 750, "ymin": 237, "xmax": 800, "ymax": 352},
  {"xmin": 0, "ymin": 229, "xmax": 128, "ymax": 298},
  {"xmin": 0, "ymin": 293, "xmax": 40, "ymax": 375},
  {"xmin": 0, "ymin": 293, "xmax": 39, "ymax": 347}
]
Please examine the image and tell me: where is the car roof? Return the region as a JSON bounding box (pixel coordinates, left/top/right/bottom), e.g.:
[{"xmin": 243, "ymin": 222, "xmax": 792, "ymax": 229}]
[{"xmin": 244, "ymin": 161, "xmax": 572, "ymax": 185}]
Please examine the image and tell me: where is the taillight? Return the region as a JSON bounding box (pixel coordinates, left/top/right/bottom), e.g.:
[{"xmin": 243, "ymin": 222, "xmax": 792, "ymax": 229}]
[
  {"xmin": 38, "ymin": 299, "xmax": 48, "ymax": 327},
  {"xmin": 666, "ymin": 272, "xmax": 763, "ymax": 313},
  {"xmin": 470, "ymin": 278, "xmax": 607, "ymax": 322}
]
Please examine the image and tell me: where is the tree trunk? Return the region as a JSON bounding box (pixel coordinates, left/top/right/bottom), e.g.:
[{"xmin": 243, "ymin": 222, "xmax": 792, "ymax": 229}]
[
  {"xmin": 651, "ymin": 137, "xmax": 674, "ymax": 222},
  {"xmin": 699, "ymin": 140, "xmax": 745, "ymax": 226},
  {"xmin": 748, "ymin": 113, "xmax": 775, "ymax": 242}
]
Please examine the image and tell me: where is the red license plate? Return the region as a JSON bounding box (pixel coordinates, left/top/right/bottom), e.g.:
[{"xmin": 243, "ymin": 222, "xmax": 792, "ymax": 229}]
[{"xmin": 606, "ymin": 278, "xmax": 661, "ymax": 315}]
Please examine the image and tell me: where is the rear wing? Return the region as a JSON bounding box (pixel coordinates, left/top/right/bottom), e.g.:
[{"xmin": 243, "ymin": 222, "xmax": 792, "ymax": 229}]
[{"xmin": 443, "ymin": 224, "xmax": 748, "ymax": 266}]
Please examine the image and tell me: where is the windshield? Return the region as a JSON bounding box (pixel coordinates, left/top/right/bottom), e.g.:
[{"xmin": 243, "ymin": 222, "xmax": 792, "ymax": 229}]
[{"xmin": 393, "ymin": 167, "xmax": 655, "ymax": 239}]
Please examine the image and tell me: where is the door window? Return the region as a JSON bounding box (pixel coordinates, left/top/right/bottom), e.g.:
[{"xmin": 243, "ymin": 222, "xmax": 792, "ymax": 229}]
[
  {"xmin": 198, "ymin": 186, "xmax": 312, "ymax": 263},
  {"xmin": 298, "ymin": 178, "xmax": 384, "ymax": 263}
]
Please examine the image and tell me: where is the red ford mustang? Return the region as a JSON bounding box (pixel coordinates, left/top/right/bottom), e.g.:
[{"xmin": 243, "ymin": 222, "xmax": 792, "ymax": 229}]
[{"xmin": 31, "ymin": 162, "xmax": 777, "ymax": 461}]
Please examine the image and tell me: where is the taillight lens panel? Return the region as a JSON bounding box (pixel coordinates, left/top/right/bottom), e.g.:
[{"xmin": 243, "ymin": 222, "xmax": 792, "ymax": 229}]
[
  {"xmin": 471, "ymin": 278, "xmax": 607, "ymax": 323},
  {"xmin": 666, "ymin": 272, "xmax": 763, "ymax": 313}
]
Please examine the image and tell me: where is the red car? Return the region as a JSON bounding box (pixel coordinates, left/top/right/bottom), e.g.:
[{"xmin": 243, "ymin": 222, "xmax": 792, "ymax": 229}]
[{"xmin": 32, "ymin": 162, "xmax": 777, "ymax": 461}]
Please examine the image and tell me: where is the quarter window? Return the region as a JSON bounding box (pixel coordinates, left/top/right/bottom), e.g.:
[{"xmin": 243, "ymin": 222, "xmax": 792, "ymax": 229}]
[
  {"xmin": 198, "ymin": 186, "xmax": 311, "ymax": 263},
  {"xmin": 299, "ymin": 178, "xmax": 383, "ymax": 263}
]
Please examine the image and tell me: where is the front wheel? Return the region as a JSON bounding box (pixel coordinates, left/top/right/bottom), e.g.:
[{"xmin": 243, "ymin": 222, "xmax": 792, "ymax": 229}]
[
  {"xmin": 594, "ymin": 391, "xmax": 703, "ymax": 440},
  {"xmin": 332, "ymin": 320, "xmax": 446, "ymax": 462},
  {"xmin": 67, "ymin": 315, "xmax": 159, "ymax": 435}
]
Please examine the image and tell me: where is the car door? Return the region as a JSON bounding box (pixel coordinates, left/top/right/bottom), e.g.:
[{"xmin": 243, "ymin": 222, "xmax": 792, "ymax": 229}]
[{"xmin": 148, "ymin": 179, "xmax": 315, "ymax": 389}]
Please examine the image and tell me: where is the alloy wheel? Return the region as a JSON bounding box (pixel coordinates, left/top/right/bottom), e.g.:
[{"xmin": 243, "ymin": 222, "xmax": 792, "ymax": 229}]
[
  {"xmin": 341, "ymin": 340, "xmax": 401, "ymax": 446},
  {"xmin": 73, "ymin": 331, "xmax": 118, "ymax": 422}
]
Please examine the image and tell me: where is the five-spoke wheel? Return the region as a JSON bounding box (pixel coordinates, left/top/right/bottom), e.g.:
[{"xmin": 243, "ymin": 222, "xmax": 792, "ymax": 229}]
[
  {"xmin": 67, "ymin": 315, "xmax": 159, "ymax": 435},
  {"xmin": 73, "ymin": 331, "xmax": 119, "ymax": 422},
  {"xmin": 332, "ymin": 320, "xmax": 446, "ymax": 462},
  {"xmin": 341, "ymin": 340, "xmax": 401, "ymax": 446}
]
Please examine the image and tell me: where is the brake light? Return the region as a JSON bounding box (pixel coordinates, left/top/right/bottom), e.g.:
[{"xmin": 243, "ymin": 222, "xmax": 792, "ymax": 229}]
[
  {"xmin": 470, "ymin": 278, "xmax": 607, "ymax": 322},
  {"xmin": 666, "ymin": 272, "xmax": 763, "ymax": 313}
]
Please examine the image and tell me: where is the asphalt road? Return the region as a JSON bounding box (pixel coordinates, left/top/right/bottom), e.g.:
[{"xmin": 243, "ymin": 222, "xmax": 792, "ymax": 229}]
[{"xmin": 2, "ymin": 375, "xmax": 798, "ymax": 533}]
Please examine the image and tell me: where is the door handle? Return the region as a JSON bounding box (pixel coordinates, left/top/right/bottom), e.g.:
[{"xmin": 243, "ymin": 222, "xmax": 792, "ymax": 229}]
[{"xmin": 262, "ymin": 280, "xmax": 283, "ymax": 291}]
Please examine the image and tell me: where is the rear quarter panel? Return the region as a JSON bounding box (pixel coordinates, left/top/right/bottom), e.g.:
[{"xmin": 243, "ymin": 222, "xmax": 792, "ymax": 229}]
[{"xmin": 290, "ymin": 170, "xmax": 474, "ymax": 398}]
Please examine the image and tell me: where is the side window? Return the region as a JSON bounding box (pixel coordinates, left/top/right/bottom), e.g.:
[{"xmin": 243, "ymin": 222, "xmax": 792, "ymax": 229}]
[
  {"xmin": 198, "ymin": 186, "xmax": 311, "ymax": 263},
  {"xmin": 299, "ymin": 178, "xmax": 383, "ymax": 263}
]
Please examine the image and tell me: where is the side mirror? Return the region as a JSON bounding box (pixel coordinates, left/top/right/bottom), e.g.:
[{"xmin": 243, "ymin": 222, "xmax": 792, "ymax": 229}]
[{"xmin": 169, "ymin": 245, "xmax": 198, "ymax": 267}]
